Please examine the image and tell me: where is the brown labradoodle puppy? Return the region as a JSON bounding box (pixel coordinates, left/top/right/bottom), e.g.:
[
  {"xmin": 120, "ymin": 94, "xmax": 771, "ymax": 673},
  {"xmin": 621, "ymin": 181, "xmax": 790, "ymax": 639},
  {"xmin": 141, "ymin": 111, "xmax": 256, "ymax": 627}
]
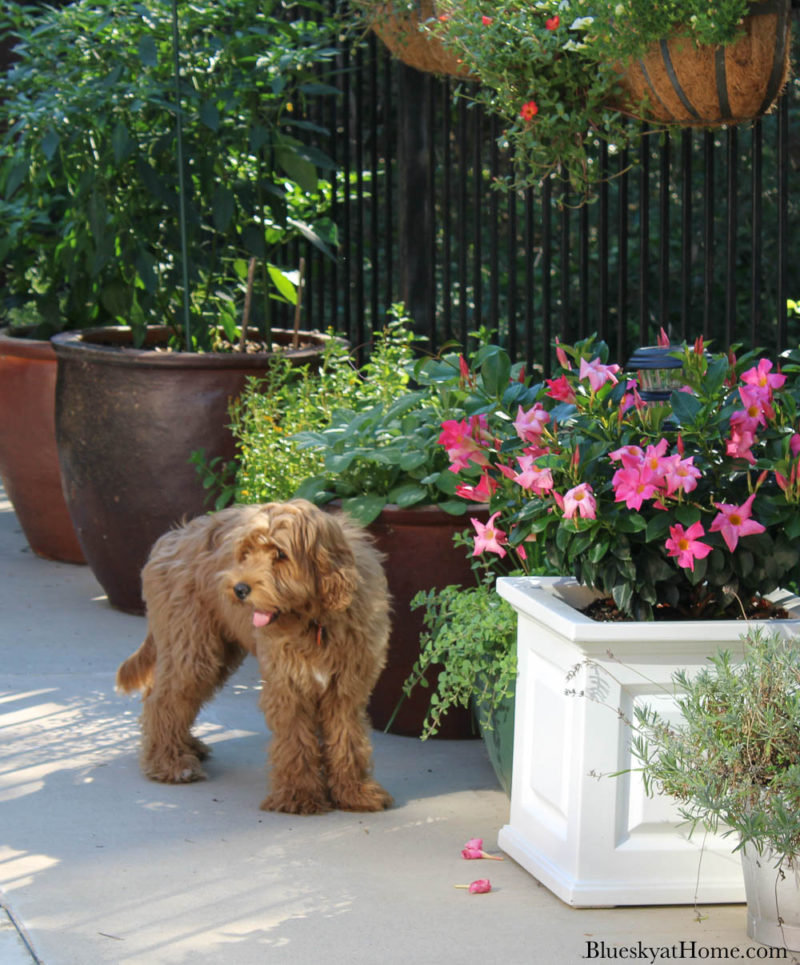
[{"xmin": 116, "ymin": 499, "xmax": 393, "ymax": 815}]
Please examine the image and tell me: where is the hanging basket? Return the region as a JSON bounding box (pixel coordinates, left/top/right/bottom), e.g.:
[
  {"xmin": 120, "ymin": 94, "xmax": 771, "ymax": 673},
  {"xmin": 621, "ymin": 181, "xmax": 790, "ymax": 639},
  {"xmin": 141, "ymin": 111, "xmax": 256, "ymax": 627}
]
[
  {"xmin": 368, "ymin": 1, "xmax": 471, "ymax": 77},
  {"xmin": 615, "ymin": 0, "xmax": 791, "ymax": 126}
]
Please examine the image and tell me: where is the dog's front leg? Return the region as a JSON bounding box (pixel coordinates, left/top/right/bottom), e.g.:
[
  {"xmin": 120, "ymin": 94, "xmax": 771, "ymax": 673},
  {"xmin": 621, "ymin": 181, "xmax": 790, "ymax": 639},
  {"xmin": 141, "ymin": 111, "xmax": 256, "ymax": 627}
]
[
  {"xmin": 259, "ymin": 680, "xmax": 330, "ymax": 815},
  {"xmin": 319, "ymin": 696, "xmax": 393, "ymax": 812}
]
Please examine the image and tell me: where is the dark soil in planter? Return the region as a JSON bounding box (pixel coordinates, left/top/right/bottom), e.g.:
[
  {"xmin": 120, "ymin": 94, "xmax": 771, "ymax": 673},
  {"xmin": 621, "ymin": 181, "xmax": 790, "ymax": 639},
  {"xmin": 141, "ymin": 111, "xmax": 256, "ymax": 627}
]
[{"xmin": 582, "ymin": 595, "xmax": 791, "ymax": 622}]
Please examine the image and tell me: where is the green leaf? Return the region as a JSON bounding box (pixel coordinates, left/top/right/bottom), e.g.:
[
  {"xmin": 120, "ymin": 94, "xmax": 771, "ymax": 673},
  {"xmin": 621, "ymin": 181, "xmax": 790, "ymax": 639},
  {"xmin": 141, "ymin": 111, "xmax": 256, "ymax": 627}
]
[
  {"xmin": 340, "ymin": 494, "xmax": 387, "ymax": 525},
  {"xmin": 388, "ymin": 483, "xmax": 428, "ymax": 508},
  {"xmin": 612, "ymin": 581, "xmax": 633, "ymax": 615},
  {"xmin": 199, "ymin": 100, "xmax": 220, "ymax": 132},
  {"xmin": 399, "ymin": 450, "xmax": 428, "ymax": 471},
  {"xmin": 670, "ymin": 390, "xmax": 704, "ymax": 426},
  {"xmin": 275, "ymin": 144, "xmax": 317, "ymax": 193},
  {"xmin": 138, "ymin": 35, "xmax": 158, "ymax": 68},
  {"xmin": 111, "ymin": 122, "xmax": 134, "ymax": 164},
  {"xmin": 40, "ymin": 129, "xmax": 60, "ymax": 161},
  {"xmin": 267, "ymin": 263, "xmax": 298, "ymax": 305},
  {"xmin": 438, "ymin": 499, "xmax": 470, "ymax": 515},
  {"xmin": 645, "ymin": 514, "xmax": 671, "ymax": 542},
  {"xmin": 477, "ymin": 346, "xmax": 511, "ymax": 397},
  {"xmin": 4, "ymin": 160, "xmax": 28, "ymax": 199},
  {"xmin": 292, "ymin": 476, "xmax": 334, "ymax": 505},
  {"xmin": 212, "ymin": 186, "xmax": 235, "ymax": 233}
]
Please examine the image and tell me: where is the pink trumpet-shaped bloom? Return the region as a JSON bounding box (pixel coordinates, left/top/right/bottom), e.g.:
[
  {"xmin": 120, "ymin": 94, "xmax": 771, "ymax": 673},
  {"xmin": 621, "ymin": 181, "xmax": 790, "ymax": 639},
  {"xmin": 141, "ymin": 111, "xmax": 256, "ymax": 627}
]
[
  {"xmin": 545, "ymin": 374, "xmax": 576, "ymax": 403},
  {"xmin": 611, "ymin": 466, "xmax": 659, "ymax": 511},
  {"xmin": 513, "ymin": 455, "xmax": 554, "ymax": 495},
  {"xmin": 562, "ymin": 483, "xmax": 596, "ymax": 520},
  {"xmin": 661, "ymin": 455, "xmax": 702, "ymax": 495},
  {"xmin": 579, "ymin": 357, "xmax": 621, "ymax": 392},
  {"xmin": 439, "ymin": 415, "xmax": 490, "ymax": 473},
  {"xmin": 513, "ymin": 403, "xmax": 550, "ymax": 443},
  {"xmin": 709, "ymin": 493, "xmax": 766, "ymax": 552},
  {"xmin": 468, "ymin": 879, "xmax": 492, "ymax": 893},
  {"xmin": 741, "ymin": 358, "xmax": 786, "ymax": 393},
  {"xmin": 471, "ymin": 512, "xmax": 507, "ymax": 558},
  {"xmin": 665, "ymin": 522, "xmax": 712, "ymax": 570}
]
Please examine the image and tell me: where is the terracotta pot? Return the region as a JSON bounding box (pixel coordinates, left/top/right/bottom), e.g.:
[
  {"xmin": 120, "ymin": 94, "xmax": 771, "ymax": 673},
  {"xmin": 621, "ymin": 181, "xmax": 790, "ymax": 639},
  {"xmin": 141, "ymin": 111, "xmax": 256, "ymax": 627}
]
[
  {"xmin": 0, "ymin": 328, "xmax": 85, "ymax": 563},
  {"xmin": 52, "ymin": 325, "xmax": 338, "ymax": 614},
  {"xmin": 365, "ymin": 503, "xmax": 485, "ymax": 739},
  {"xmin": 616, "ymin": 0, "xmax": 791, "ymax": 125}
]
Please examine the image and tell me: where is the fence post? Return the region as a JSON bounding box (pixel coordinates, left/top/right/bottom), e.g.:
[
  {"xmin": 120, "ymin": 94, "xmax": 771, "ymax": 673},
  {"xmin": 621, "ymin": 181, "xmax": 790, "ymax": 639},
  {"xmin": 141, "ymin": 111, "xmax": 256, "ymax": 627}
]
[{"xmin": 397, "ymin": 64, "xmax": 435, "ymax": 340}]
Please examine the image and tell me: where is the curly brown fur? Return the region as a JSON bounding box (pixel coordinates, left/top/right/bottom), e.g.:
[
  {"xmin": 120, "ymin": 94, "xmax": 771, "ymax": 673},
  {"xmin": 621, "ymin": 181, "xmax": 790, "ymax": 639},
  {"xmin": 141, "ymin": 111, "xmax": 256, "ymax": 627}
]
[{"xmin": 116, "ymin": 499, "xmax": 393, "ymax": 814}]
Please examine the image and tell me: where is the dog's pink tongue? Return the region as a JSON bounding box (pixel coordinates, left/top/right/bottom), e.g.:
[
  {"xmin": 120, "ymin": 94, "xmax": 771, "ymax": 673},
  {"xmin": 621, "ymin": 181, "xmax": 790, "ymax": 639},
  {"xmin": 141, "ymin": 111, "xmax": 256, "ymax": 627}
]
[{"xmin": 253, "ymin": 610, "xmax": 275, "ymax": 628}]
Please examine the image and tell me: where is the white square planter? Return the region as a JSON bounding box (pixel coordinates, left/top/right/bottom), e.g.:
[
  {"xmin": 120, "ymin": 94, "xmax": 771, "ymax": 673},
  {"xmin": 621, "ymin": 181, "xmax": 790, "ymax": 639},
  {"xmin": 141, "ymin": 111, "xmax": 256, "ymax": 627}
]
[{"xmin": 496, "ymin": 576, "xmax": 800, "ymax": 908}]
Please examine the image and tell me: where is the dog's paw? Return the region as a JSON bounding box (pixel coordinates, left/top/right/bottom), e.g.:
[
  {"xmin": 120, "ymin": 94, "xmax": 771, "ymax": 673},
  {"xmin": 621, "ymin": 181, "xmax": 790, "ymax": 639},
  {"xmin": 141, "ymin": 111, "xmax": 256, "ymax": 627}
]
[
  {"xmin": 143, "ymin": 754, "xmax": 206, "ymax": 784},
  {"xmin": 330, "ymin": 780, "xmax": 393, "ymax": 812},
  {"xmin": 186, "ymin": 735, "xmax": 211, "ymax": 760},
  {"xmin": 260, "ymin": 790, "xmax": 332, "ymax": 815}
]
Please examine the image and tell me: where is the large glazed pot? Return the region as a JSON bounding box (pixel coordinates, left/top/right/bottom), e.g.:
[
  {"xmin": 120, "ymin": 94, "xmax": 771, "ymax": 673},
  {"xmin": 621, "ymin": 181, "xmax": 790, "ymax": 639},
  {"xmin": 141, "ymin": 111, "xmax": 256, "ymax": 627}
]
[
  {"xmin": 0, "ymin": 328, "xmax": 84, "ymax": 563},
  {"xmin": 52, "ymin": 325, "xmax": 337, "ymax": 614},
  {"xmin": 496, "ymin": 575, "xmax": 800, "ymax": 907},
  {"xmin": 366, "ymin": 503, "xmax": 481, "ymax": 739}
]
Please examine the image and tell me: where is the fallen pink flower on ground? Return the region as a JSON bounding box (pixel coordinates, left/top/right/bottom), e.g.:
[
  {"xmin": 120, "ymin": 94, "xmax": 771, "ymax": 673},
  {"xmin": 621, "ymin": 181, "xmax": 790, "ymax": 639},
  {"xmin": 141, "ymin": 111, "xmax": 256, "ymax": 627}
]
[{"xmin": 454, "ymin": 879, "xmax": 492, "ymax": 893}]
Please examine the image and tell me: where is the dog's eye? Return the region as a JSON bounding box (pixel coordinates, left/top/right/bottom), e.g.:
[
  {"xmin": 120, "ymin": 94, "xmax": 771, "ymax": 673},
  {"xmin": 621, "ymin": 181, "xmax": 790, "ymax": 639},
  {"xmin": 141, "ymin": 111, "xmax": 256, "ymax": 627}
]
[{"xmin": 275, "ymin": 549, "xmax": 288, "ymax": 562}]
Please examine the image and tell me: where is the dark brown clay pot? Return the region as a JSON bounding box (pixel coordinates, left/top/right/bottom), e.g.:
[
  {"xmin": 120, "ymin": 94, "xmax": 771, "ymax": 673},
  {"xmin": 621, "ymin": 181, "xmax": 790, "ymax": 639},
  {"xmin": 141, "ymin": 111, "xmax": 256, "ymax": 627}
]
[
  {"xmin": 52, "ymin": 325, "xmax": 338, "ymax": 614},
  {"xmin": 366, "ymin": 503, "xmax": 486, "ymax": 739},
  {"xmin": 0, "ymin": 328, "xmax": 85, "ymax": 563}
]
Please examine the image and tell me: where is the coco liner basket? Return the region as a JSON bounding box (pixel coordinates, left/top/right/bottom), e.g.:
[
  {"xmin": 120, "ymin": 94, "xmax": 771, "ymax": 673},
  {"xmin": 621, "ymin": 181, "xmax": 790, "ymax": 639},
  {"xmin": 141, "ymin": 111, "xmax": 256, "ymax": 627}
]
[
  {"xmin": 617, "ymin": 0, "xmax": 791, "ymax": 126},
  {"xmin": 368, "ymin": 0, "xmax": 470, "ymax": 77}
]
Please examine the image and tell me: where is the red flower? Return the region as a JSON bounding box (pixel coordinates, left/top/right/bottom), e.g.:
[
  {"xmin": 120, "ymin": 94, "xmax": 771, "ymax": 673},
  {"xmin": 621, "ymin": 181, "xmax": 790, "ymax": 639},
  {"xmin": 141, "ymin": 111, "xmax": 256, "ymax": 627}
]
[
  {"xmin": 519, "ymin": 100, "xmax": 538, "ymax": 122},
  {"xmin": 482, "ymin": 15, "xmax": 493, "ymax": 26},
  {"xmin": 545, "ymin": 14, "xmax": 560, "ymax": 30}
]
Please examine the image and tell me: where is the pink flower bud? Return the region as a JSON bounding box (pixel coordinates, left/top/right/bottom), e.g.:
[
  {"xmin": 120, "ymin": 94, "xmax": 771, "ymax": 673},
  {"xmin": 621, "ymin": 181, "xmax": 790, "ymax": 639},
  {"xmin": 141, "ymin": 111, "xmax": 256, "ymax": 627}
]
[{"xmin": 469, "ymin": 879, "xmax": 492, "ymax": 893}]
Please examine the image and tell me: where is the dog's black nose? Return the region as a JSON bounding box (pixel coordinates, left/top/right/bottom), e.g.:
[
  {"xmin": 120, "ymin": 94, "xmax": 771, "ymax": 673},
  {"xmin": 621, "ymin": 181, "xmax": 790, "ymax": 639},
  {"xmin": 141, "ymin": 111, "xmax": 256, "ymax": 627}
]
[{"xmin": 233, "ymin": 582, "xmax": 251, "ymax": 601}]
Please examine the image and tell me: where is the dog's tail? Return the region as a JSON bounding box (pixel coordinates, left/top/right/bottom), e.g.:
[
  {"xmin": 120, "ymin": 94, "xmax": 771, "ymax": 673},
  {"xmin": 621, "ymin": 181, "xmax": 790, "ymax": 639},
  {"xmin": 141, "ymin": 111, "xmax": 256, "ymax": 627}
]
[{"xmin": 116, "ymin": 633, "xmax": 157, "ymax": 694}]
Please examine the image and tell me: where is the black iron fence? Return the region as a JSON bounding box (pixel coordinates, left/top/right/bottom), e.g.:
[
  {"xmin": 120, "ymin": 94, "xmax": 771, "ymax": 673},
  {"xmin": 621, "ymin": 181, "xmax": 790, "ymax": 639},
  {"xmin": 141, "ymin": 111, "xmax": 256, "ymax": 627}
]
[{"xmin": 278, "ymin": 10, "xmax": 800, "ymax": 371}]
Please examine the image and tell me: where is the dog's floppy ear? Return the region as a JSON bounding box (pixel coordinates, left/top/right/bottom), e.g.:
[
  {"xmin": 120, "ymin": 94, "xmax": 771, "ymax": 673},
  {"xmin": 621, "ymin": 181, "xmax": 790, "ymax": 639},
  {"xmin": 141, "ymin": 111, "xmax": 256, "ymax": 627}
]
[{"xmin": 305, "ymin": 510, "xmax": 359, "ymax": 611}]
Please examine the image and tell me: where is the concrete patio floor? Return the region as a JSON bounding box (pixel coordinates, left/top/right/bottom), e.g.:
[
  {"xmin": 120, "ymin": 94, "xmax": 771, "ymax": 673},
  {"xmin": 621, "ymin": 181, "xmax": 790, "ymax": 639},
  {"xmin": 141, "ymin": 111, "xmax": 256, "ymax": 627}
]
[{"xmin": 0, "ymin": 488, "xmax": 773, "ymax": 964}]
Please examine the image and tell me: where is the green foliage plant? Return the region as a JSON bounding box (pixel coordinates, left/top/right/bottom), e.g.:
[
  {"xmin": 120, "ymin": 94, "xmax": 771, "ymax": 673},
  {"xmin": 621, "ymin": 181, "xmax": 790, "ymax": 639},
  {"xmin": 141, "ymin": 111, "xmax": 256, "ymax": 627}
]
[
  {"xmin": 436, "ymin": 334, "xmax": 800, "ymax": 620},
  {"xmin": 0, "ymin": 0, "xmax": 341, "ymax": 344},
  {"xmin": 291, "ymin": 323, "xmax": 500, "ymax": 526},
  {"xmin": 401, "ymin": 562, "xmax": 518, "ymax": 740},
  {"xmin": 385, "ymin": 0, "xmax": 760, "ymax": 198},
  {"xmin": 219, "ymin": 306, "xmax": 420, "ymax": 508},
  {"xmin": 630, "ymin": 626, "xmax": 800, "ymax": 867}
]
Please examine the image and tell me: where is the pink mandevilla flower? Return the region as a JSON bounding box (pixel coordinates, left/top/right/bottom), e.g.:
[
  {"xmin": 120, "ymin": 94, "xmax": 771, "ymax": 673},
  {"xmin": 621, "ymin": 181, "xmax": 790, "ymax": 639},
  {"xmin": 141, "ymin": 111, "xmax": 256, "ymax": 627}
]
[
  {"xmin": 471, "ymin": 512, "xmax": 507, "ymax": 558},
  {"xmin": 726, "ymin": 424, "xmax": 757, "ymax": 464},
  {"xmin": 545, "ymin": 374, "xmax": 576, "ymax": 404},
  {"xmin": 609, "ymin": 444, "xmax": 644, "ymax": 468},
  {"xmin": 562, "ymin": 483, "xmax": 596, "ymax": 520},
  {"xmin": 709, "ymin": 493, "xmax": 766, "ymax": 552},
  {"xmin": 555, "ymin": 337, "xmax": 571, "ymax": 370},
  {"xmin": 513, "ymin": 455, "xmax": 554, "ymax": 495},
  {"xmin": 513, "ymin": 403, "xmax": 549, "ymax": 443},
  {"xmin": 468, "ymin": 879, "xmax": 492, "ymax": 894},
  {"xmin": 665, "ymin": 522, "xmax": 712, "ymax": 570},
  {"xmin": 611, "ymin": 465, "xmax": 659, "ymax": 511},
  {"xmin": 741, "ymin": 358, "xmax": 786, "ymax": 393},
  {"xmin": 439, "ymin": 415, "xmax": 490, "ymax": 473},
  {"xmin": 661, "ymin": 455, "xmax": 702, "ymax": 496},
  {"xmin": 738, "ymin": 384, "xmax": 774, "ymax": 426},
  {"xmin": 455, "ymin": 472, "xmax": 497, "ymax": 503},
  {"xmin": 579, "ymin": 357, "xmax": 620, "ymax": 392}
]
